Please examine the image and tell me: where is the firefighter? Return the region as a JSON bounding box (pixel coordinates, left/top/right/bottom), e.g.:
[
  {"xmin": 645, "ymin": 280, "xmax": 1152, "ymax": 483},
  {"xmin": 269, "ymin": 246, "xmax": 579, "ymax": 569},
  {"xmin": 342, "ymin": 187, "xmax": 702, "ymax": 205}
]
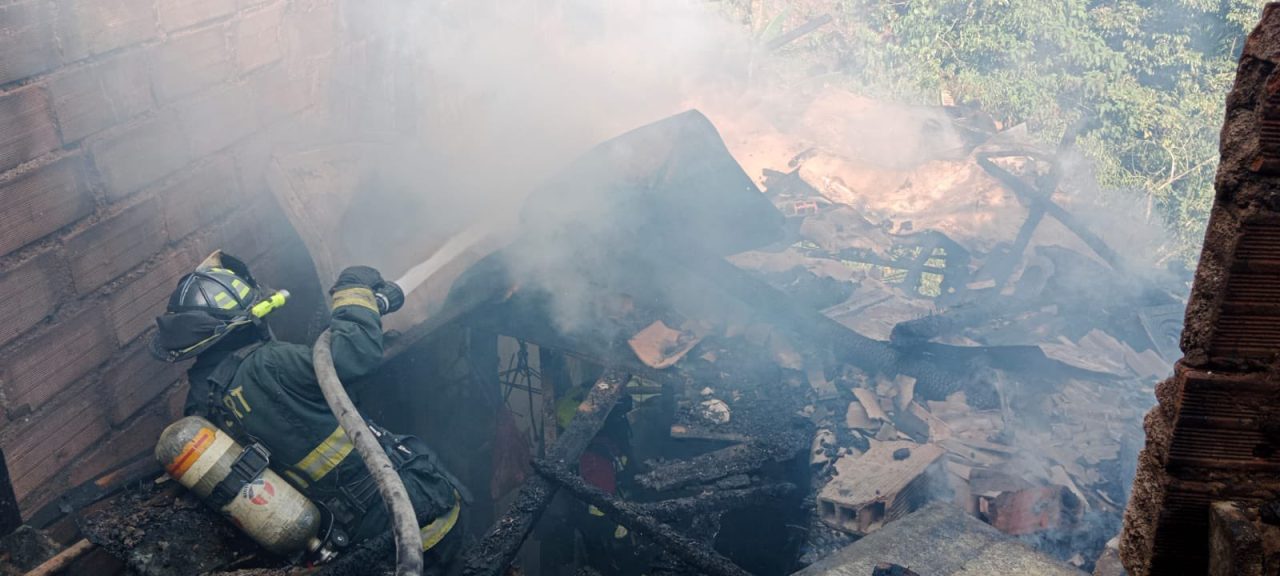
[{"xmin": 149, "ymin": 250, "xmax": 464, "ymax": 573}]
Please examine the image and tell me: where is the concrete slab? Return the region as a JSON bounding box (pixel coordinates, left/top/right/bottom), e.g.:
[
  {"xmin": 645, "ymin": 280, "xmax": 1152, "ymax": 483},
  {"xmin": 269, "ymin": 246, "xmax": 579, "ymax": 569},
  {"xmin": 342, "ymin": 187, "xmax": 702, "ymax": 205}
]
[{"xmin": 795, "ymin": 502, "xmax": 1085, "ymax": 576}]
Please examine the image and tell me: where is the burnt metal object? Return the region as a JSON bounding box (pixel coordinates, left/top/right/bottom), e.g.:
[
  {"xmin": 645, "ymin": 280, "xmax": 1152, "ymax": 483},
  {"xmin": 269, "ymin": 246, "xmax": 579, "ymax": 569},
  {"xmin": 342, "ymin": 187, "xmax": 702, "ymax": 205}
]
[
  {"xmin": 637, "ymin": 443, "xmax": 789, "ymax": 492},
  {"xmin": 635, "ymin": 484, "xmax": 797, "ymax": 521},
  {"xmin": 461, "ymin": 370, "xmax": 631, "ymax": 576},
  {"xmin": 531, "ymin": 459, "xmax": 754, "ymax": 576}
]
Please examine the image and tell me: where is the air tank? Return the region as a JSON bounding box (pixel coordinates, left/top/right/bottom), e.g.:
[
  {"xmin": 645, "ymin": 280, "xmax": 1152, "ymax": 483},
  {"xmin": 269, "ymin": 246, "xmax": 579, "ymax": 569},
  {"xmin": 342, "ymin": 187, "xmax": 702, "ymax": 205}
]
[{"xmin": 156, "ymin": 416, "xmax": 323, "ymax": 557}]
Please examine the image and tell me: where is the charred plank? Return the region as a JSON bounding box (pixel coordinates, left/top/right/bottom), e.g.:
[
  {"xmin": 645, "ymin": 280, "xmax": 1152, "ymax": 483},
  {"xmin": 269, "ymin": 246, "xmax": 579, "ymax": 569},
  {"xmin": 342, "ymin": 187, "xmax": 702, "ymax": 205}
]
[
  {"xmin": 532, "ymin": 459, "xmax": 753, "ymax": 576},
  {"xmin": 461, "ymin": 370, "xmax": 631, "ymax": 576},
  {"xmin": 637, "ymin": 443, "xmax": 788, "ymax": 492},
  {"xmin": 636, "ymin": 483, "xmax": 797, "ymax": 521}
]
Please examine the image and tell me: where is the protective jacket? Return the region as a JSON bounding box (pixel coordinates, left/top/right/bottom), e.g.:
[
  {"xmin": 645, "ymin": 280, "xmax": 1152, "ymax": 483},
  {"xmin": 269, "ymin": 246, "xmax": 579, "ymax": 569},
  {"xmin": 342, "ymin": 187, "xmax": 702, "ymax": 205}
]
[{"xmin": 184, "ymin": 286, "xmax": 460, "ymax": 550}]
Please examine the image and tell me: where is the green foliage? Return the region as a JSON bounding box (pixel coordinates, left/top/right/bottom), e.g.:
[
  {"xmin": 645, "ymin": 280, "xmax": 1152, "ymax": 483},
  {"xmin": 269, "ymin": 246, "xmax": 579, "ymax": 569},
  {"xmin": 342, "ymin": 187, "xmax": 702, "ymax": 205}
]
[{"xmin": 793, "ymin": 0, "xmax": 1267, "ymax": 262}]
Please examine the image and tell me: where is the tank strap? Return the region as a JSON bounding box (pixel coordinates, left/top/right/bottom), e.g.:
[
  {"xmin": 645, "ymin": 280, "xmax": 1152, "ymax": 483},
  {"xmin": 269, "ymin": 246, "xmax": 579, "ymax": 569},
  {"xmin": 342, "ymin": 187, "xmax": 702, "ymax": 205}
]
[{"xmin": 207, "ymin": 442, "xmax": 271, "ymax": 507}]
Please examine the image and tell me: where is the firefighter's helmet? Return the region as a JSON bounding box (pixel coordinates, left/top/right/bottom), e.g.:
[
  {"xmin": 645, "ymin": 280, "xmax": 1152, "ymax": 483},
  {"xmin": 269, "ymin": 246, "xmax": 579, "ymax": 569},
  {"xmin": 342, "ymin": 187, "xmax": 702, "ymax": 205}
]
[
  {"xmin": 150, "ymin": 251, "xmax": 272, "ymax": 363},
  {"xmin": 170, "ymin": 252, "xmax": 262, "ymax": 316}
]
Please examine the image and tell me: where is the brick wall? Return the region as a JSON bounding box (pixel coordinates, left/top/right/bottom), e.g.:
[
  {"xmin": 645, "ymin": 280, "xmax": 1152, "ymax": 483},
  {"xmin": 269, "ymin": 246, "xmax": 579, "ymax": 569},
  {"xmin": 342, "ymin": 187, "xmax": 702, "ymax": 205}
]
[{"xmin": 0, "ymin": 0, "xmax": 362, "ymax": 515}]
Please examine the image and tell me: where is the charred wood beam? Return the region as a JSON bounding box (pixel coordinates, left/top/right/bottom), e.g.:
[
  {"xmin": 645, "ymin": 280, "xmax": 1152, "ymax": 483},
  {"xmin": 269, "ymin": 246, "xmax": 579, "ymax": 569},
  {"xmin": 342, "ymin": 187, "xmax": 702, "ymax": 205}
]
[
  {"xmin": 979, "ymin": 154, "xmax": 1120, "ymax": 270},
  {"xmin": 461, "ymin": 370, "xmax": 631, "ymax": 576},
  {"xmin": 637, "ymin": 443, "xmax": 788, "ymax": 492},
  {"xmin": 976, "ymin": 116, "xmax": 1098, "ymax": 290},
  {"xmin": 531, "ymin": 460, "xmax": 754, "ymax": 576},
  {"xmin": 975, "ymin": 121, "xmax": 1118, "ymax": 277},
  {"xmin": 636, "ymin": 483, "xmax": 797, "ymax": 521}
]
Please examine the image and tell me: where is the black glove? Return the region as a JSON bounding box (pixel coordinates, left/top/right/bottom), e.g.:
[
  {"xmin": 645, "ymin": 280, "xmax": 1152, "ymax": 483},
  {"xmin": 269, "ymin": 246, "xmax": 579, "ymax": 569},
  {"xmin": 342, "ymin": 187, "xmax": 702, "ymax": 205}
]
[
  {"xmin": 373, "ymin": 281, "xmax": 404, "ymax": 315},
  {"xmin": 331, "ymin": 266, "xmax": 383, "ymax": 292}
]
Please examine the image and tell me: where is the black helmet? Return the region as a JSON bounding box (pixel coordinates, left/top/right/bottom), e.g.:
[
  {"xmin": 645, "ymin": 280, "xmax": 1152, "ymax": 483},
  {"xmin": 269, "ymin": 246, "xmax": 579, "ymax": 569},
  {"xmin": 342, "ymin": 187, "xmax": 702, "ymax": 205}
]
[{"xmin": 150, "ymin": 251, "xmax": 271, "ymax": 362}]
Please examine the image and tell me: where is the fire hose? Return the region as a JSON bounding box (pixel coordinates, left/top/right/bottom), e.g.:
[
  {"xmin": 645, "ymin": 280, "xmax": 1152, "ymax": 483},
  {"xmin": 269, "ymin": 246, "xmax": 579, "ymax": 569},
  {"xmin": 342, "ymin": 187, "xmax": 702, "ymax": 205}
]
[
  {"xmin": 310, "ymin": 225, "xmax": 492, "ymax": 575},
  {"xmin": 313, "ymin": 330, "xmax": 422, "ymax": 576}
]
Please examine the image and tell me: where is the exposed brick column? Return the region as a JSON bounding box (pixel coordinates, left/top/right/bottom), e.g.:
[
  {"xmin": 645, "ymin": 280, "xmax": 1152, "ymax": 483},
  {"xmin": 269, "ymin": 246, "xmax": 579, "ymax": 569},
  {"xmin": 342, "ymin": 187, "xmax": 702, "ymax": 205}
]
[{"xmin": 1122, "ymin": 4, "xmax": 1280, "ymax": 574}]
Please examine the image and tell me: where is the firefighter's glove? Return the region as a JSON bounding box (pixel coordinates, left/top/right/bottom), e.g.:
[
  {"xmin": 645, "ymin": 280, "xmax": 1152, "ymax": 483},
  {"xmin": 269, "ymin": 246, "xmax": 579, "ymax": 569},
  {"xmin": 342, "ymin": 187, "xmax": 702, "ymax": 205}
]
[
  {"xmin": 373, "ymin": 281, "xmax": 404, "ymax": 315},
  {"xmin": 332, "ymin": 266, "xmax": 384, "ymax": 292},
  {"xmin": 330, "ymin": 266, "xmax": 385, "ymax": 315}
]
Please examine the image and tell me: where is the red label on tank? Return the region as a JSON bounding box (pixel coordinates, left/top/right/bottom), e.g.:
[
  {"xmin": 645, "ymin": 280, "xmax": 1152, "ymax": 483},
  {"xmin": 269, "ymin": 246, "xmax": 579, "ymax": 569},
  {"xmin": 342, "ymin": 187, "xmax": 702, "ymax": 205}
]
[{"xmin": 243, "ymin": 478, "xmax": 276, "ymax": 506}]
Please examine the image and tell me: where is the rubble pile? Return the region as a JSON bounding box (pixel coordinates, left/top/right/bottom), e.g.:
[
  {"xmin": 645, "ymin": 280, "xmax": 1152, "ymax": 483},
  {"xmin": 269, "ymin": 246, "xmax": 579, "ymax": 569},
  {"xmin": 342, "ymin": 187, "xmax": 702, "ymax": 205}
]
[
  {"xmin": 509, "ymin": 91, "xmax": 1183, "ymax": 572},
  {"xmin": 665, "ymin": 88, "xmax": 1188, "ymax": 571},
  {"xmin": 31, "ymin": 95, "xmax": 1185, "ymax": 575}
]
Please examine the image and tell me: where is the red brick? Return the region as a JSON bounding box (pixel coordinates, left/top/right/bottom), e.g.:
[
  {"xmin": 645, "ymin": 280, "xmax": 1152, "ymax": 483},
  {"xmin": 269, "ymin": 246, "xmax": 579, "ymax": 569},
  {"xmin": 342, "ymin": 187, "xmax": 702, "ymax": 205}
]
[
  {"xmin": 236, "ymin": 2, "xmax": 284, "ymax": 73},
  {"xmin": 161, "ymin": 157, "xmax": 240, "ymax": 243},
  {"xmin": 0, "ymin": 2, "xmax": 58, "ymax": 86},
  {"xmin": 177, "ymin": 83, "xmax": 259, "ymax": 157},
  {"xmin": 49, "ymin": 49, "xmax": 153, "ymax": 144},
  {"xmin": 159, "ymin": 0, "xmax": 235, "ymax": 31},
  {"xmin": 104, "ymin": 248, "xmax": 194, "ymax": 345},
  {"xmin": 0, "ymin": 88, "xmax": 59, "ymax": 173},
  {"xmin": 68, "ymin": 405, "xmax": 170, "ymax": 487},
  {"xmin": 3, "ymin": 385, "xmax": 110, "ymax": 506},
  {"xmin": 91, "ymin": 112, "xmax": 191, "ymax": 199},
  {"xmin": 0, "ymin": 252, "xmax": 62, "ymax": 349},
  {"xmin": 56, "ymin": 0, "xmax": 158, "ymax": 63},
  {"xmin": 100, "ymin": 342, "xmax": 186, "ymax": 425},
  {"xmin": 64, "ymin": 199, "xmax": 167, "ymax": 295},
  {"xmin": 0, "ymin": 155, "xmax": 94, "ymax": 257},
  {"xmin": 151, "ymin": 26, "xmax": 232, "ymax": 104},
  {"xmin": 0, "ymin": 308, "xmax": 114, "ymax": 415}
]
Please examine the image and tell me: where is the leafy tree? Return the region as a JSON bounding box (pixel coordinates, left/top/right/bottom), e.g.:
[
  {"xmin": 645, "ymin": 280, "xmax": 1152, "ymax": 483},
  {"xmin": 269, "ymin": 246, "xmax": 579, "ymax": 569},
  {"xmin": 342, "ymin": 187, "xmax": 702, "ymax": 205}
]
[{"xmin": 752, "ymin": 0, "xmax": 1267, "ymax": 262}]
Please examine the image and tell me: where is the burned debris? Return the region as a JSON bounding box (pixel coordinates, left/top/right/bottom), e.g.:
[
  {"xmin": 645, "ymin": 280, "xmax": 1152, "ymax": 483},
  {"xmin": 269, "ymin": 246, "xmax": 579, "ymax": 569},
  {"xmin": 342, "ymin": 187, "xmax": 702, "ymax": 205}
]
[
  {"xmin": 3, "ymin": 93, "xmax": 1179, "ymax": 576},
  {"xmin": 0, "ymin": 50, "xmax": 1192, "ymax": 576}
]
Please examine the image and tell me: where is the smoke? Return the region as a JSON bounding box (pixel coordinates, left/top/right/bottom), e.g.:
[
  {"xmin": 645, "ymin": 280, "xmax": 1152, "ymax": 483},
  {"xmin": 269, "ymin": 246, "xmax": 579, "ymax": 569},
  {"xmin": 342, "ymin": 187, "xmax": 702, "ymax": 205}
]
[
  {"xmin": 337, "ymin": 0, "xmax": 759, "ymax": 336},
  {"xmin": 388, "ymin": 0, "xmax": 750, "ymax": 209},
  {"xmin": 329, "ymin": 0, "xmax": 1189, "ymax": 567}
]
